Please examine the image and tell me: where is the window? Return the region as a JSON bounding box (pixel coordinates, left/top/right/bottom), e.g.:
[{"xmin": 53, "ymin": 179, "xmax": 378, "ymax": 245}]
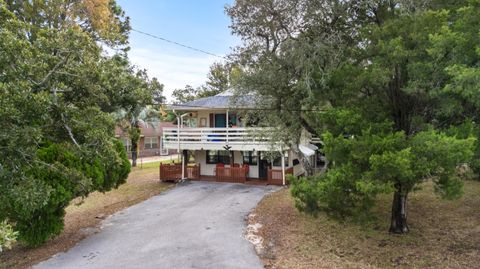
[
  {"xmin": 242, "ymin": 151, "xmax": 258, "ymax": 165},
  {"xmin": 144, "ymin": 137, "xmax": 158, "ymax": 149},
  {"xmin": 228, "ymin": 113, "xmax": 237, "ymax": 127},
  {"xmin": 207, "ymin": 150, "xmax": 218, "ymax": 163},
  {"xmin": 185, "ymin": 118, "xmax": 197, "ymax": 127},
  {"xmin": 206, "ymin": 150, "xmax": 231, "ymax": 164}
]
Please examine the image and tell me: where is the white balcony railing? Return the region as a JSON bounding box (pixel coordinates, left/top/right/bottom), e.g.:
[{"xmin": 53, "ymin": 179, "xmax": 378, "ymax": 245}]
[{"xmin": 162, "ymin": 127, "xmax": 280, "ymax": 151}]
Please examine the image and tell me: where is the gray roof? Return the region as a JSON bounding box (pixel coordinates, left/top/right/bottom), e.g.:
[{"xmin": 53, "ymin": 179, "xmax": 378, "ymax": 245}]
[{"xmin": 171, "ymin": 91, "xmax": 255, "ymax": 110}]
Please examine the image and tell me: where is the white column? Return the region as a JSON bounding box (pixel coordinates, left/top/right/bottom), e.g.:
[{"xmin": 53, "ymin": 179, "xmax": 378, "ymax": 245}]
[
  {"xmin": 281, "ymin": 151, "xmax": 286, "ymax": 186},
  {"xmin": 181, "ymin": 152, "xmax": 185, "ymax": 180},
  {"xmin": 226, "ymin": 109, "xmax": 229, "ymax": 144},
  {"xmin": 177, "ymin": 116, "xmax": 180, "ymax": 163}
]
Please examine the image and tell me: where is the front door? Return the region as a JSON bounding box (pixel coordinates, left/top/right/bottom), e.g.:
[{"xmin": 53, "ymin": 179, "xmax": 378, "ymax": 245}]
[
  {"xmin": 214, "ymin": 114, "xmax": 227, "ymax": 127},
  {"xmin": 258, "ymin": 159, "xmax": 269, "ymax": 179}
]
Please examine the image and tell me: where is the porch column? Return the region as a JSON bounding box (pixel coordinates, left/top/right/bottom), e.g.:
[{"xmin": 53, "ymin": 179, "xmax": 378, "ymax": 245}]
[
  {"xmin": 181, "ymin": 149, "xmax": 186, "ymax": 180},
  {"xmin": 281, "ymin": 151, "xmax": 286, "ymax": 186},
  {"xmin": 176, "ymin": 113, "xmax": 180, "ymax": 163},
  {"xmin": 226, "ymin": 109, "xmax": 229, "ymax": 143}
]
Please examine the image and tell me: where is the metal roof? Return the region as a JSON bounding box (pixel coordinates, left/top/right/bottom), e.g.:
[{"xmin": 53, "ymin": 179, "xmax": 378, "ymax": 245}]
[{"xmin": 170, "ymin": 91, "xmax": 255, "ymax": 110}]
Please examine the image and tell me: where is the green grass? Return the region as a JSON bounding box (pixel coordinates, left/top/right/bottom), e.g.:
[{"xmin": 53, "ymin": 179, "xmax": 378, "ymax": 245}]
[{"xmin": 135, "ymin": 156, "xmax": 198, "ymax": 169}]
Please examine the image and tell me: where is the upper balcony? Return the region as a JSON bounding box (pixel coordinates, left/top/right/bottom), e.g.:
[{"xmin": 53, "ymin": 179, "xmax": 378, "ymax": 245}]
[{"xmin": 162, "ymin": 127, "xmax": 283, "ymax": 151}]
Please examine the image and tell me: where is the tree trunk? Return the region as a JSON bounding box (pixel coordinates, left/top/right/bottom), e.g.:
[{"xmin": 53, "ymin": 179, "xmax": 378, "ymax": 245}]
[
  {"xmin": 389, "ymin": 186, "xmax": 409, "ymax": 234},
  {"xmin": 131, "ymin": 139, "xmax": 138, "ymax": 167}
]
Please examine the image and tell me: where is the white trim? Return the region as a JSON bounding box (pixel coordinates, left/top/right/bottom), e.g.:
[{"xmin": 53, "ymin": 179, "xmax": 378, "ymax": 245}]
[
  {"xmin": 281, "ymin": 151, "xmax": 286, "ymax": 186},
  {"xmin": 162, "ymin": 127, "xmax": 284, "ymax": 151}
]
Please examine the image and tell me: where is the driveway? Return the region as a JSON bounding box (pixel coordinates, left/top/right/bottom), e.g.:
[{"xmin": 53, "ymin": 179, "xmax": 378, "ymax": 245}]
[{"xmin": 34, "ymin": 182, "xmax": 278, "ymax": 269}]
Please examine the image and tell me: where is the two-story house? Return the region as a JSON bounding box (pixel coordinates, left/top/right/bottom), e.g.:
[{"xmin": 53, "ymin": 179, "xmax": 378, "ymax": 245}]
[{"xmin": 161, "ymin": 91, "xmax": 323, "ymax": 185}]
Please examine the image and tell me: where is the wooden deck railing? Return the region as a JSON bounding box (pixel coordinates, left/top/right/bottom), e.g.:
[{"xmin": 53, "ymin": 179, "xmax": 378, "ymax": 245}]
[
  {"xmin": 160, "ymin": 163, "xmax": 292, "ymax": 185},
  {"xmin": 162, "ymin": 127, "xmax": 282, "ymax": 151},
  {"xmin": 215, "ymin": 167, "xmax": 247, "ymax": 183},
  {"xmin": 159, "ymin": 163, "xmax": 200, "ymax": 181},
  {"xmin": 267, "ymin": 167, "xmax": 293, "ymax": 185}
]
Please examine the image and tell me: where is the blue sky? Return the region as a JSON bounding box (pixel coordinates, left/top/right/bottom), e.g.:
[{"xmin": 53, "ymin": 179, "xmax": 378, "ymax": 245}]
[{"xmin": 116, "ymin": 0, "xmax": 239, "ymax": 101}]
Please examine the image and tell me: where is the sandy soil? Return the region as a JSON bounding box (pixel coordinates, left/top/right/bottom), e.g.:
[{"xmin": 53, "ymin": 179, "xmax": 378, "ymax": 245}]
[{"xmin": 249, "ymin": 180, "xmax": 480, "ymax": 269}]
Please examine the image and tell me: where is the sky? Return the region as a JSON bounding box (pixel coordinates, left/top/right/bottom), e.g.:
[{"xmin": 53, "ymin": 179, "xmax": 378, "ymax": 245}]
[{"xmin": 116, "ymin": 0, "xmax": 239, "ymax": 102}]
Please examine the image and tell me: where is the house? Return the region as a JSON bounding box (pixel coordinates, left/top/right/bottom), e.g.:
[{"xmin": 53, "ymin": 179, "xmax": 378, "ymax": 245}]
[
  {"xmin": 161, "ymin": 91, "xmax": 323, "ymax": 185},
  {"xmin": 115, "ymin": 121, "xmax": 177, "ymax": 158}
]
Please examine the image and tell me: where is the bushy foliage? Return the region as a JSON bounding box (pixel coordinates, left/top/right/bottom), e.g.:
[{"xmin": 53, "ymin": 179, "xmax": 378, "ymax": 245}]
[
  {"xmin": 0, "ymin": 1, "xmax": 153, "ymax": 246},
  {"xmin": 1, "ymin": 142, "xmax": 130, "ymax": 246},
  {"xmin": 0, "ymin": 221, "xmax": 18, "ymax": 252},
  {"xmin": 292, "ymin": 112, "xmax": 474, "ymax": 220},
  {"xmin": 449, "ymin": 123, "xmax": 480, "ymax": 180},
  {"xmin": 227, "ymin": 0, "xmax": 480, "ymax": 232}
]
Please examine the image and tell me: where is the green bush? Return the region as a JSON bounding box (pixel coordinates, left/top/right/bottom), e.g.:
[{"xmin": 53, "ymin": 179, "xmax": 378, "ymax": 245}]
[
  {"xmin": 2, "ymin": 140, "xmax": 131, "ymax": 247},
  {"xmin": 291, "ymin": 127, "xmax": 474, "ymax": 224},
  {"xmin": 0, "ymin": 220, "xmax": 18, "ymax": 252}
]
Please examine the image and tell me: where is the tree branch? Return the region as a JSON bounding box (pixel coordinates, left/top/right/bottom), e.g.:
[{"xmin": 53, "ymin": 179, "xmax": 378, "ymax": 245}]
[
  {"xmin": 33, "ymin": 55, "xmax": 69, "ymax": 89},
  {"xmin": 299, "ymin": 114, "xmax": 318, "ymax": 136},
  {"xmin": 52, "ymin": 87, "xmax": 81, "ymax": 149}
]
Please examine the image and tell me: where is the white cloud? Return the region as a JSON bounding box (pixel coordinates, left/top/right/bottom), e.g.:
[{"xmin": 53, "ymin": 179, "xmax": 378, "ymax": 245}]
[{"xmin": 127, "ymin": 47, "xmax": 224, "ymax": 102}]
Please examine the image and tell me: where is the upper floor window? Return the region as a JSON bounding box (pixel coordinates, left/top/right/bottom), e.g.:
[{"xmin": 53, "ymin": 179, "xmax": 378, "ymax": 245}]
[
  {"xmin": 144, "ymin": 137, "xmax": 158, "ymax": 149},
  {"xmin": 184, "ymin": 118, "xmax": 197, "ymax": 128}
]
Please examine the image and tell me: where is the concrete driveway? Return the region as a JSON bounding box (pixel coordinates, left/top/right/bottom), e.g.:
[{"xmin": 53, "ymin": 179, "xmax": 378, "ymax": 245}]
[{"xmin": 34, "ymin": 182, "xmax": 278, "ymax": 269}]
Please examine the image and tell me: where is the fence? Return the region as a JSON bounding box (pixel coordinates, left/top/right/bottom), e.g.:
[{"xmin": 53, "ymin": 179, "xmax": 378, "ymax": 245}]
[
  {"xmin": 128, "ymin": 149, "xmax": 177, "ymax": 159},
  {"xmin": 267, "ymin": 167, "xmax": 293, "ymax": 185},
  {"xmin": 159, "ymin": 163, "xmax": 200, "ymax": 181},
  {"xmin": 215, "ymin": 167, "xmax": 247, "ymax": 183}
]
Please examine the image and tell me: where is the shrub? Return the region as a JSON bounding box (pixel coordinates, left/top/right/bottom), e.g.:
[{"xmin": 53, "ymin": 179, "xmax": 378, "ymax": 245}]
[
  {"xmin": 0, "ymin": 220, "xmax": 18, "ymax": 252},
  {"xmin": 1, "ymin": 140, "xmax": 130, "ymax": 247}
]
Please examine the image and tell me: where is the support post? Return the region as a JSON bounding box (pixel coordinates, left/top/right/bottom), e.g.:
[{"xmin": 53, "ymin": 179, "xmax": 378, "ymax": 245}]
[
  {"xmin": 226, "ymin": 109, "xmax": 229, "ymax": 144},
  {"xmin": 281, "ymin": 151, "xmax": 286, "ymax": 186},
  {"xmin": 177, "ymin": 116, "xmax": 180, "ymax": 163},
  {"xmin": 181, "ymin": 154, "xmax": 185, "ymax": 180}
]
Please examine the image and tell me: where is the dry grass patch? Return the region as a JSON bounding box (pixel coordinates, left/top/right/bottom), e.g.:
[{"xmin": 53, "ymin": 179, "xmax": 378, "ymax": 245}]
[
  {"xmin": 250, "ymin": 180, "xmax": 480, "ymax": 269},
  {"xmin": 0, "ymin": 163, "xmax": 173, "ymax": 269}
]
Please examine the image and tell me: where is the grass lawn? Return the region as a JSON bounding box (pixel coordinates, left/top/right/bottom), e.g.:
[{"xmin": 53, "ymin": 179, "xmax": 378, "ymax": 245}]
[
  {"xmin": 0, "ymin": 161, "xmax": 173, "ymax": 269},
  {"xmin": 250, "ymin": 180, "xmax": 480, "ymax": 269}
]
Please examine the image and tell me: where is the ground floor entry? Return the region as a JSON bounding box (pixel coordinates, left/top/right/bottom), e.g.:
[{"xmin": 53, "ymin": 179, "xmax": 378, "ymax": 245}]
[{"xmin": 159, "ymin": 150, "xmax": 294, "ymax": 185}]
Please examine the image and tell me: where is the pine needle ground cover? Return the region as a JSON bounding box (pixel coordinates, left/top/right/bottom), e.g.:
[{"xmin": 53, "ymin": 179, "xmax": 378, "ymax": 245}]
[{"xmin": 250, "ymin": 180, "xmax": 480, "ymax": 269}]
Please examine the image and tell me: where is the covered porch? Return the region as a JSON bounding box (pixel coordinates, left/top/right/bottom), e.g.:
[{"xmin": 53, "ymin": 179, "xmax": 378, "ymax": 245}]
[{"xmin": 159, "ymin": 163, "xmax": 292, "ymax": 186}]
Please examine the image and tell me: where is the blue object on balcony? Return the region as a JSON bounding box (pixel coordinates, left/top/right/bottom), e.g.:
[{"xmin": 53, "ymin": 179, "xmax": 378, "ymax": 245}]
[{"xmin": 208, "ymin": 134, "xmax": 221, "ymax": 142}]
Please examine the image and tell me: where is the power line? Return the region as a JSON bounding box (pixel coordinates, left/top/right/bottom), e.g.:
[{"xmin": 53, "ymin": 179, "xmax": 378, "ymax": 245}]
[
  {"xmin": 151, "ymin": 102, "xmax": 326, "ymax": 112},
  {"xmin": 131, "ymin": 28, "xmax": 228, "ymax": 59}
]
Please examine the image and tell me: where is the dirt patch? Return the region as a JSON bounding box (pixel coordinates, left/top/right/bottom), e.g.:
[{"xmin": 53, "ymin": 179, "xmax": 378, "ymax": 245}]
[
  {"xmin": 250, "ymin": 180, "xmax": 480, "ymax": 269},
  {"xmin": 0, "ymin": 164, "xmax": 173, "ymax": 269}
]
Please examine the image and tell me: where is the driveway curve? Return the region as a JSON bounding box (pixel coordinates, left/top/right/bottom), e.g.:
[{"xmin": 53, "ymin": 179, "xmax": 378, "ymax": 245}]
[{"xmin": 34, "ymin": 182, "xmax": 278, "ymax": 269}]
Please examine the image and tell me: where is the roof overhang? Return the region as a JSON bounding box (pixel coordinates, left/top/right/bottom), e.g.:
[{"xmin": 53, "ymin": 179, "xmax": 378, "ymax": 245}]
[
  {"xmin": 299, "ymin": 144, "xmax": 318, "ymax": 157},
  {"xmin": 168, "ymin": 105, "xmax": 253, "ymax": 111}
]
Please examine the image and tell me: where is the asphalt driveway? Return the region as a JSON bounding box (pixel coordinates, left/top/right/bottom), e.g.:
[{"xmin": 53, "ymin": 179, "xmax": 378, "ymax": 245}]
[{"xmin": 34, "ymin": 181, "xmax": 278, "ymax": 269}]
